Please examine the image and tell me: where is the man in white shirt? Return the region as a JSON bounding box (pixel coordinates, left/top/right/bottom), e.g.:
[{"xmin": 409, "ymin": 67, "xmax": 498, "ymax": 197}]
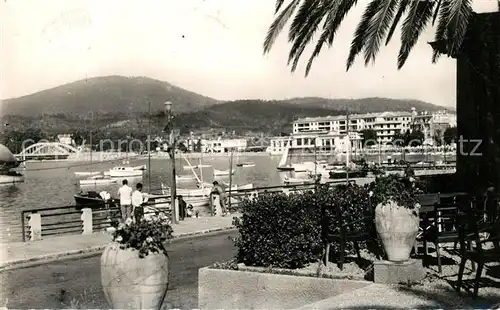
[
  {"xmin": 132, "ymin": 183, "xmax": 147, "ymax": 222},
  {"xmin": 118, "ymin": 179, "xmax": 133, "ymax": 222}
]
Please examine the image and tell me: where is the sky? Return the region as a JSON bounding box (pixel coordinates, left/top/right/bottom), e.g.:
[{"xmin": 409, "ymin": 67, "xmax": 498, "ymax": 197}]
[{"xmin": 1, "ymin": 0, "xmax": 498, "ymax": 108}]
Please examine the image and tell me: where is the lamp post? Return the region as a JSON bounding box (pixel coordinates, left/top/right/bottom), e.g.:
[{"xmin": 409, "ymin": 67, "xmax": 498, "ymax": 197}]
[{"xmin": 164, "ymin": 101, "xmax": 178, "ymax": 224}]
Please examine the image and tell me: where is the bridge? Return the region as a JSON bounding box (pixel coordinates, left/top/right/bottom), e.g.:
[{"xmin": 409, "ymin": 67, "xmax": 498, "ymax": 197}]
[{"xmin": 16, "ymin": 142, "xmax": 79, "ymax": 160}]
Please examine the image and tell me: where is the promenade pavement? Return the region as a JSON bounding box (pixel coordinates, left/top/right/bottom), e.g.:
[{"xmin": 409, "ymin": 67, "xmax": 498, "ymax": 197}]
[{"xmin": 0, "ymin": 214, "xmax": 239, "ymax": 271}]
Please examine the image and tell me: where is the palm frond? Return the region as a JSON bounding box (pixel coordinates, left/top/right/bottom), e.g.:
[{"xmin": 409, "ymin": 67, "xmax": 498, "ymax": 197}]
[
  {"xmin": 432, "ymin": 0, "xmax": 442, "ymax": 25},
  {"xmin": 385, "ymin": 0, "xmax": 411, "ymax": 46},
  {"xmin": 363, "ymin": 0, "xmax": 399, "ymax": 66},
  {"xmin": 431, "ymin": 0, "xmax": 449, "ymax": 62},
  {"xmin": 263, "ymin": 0, "xmax": 301, "ymax": 55},
  {"xmin": 304, "ymin": 0, "xmax": 359, "ymax": 76},
  {"xmin": 275, "ymin": 0, "xmax": 286, "ymax": 13},
  {"xmin": 287, "ymin": 1, "xmax": 328, "ymax": 72},
  {"xmin": 288, "ymin": 0, "xmax": 320, "ymax": 43},
  {"xmin": 397, "ymin": 0, "xmax": 435, "ymax": 69},
  {"xmin": 346, "ymin": 0, "xmax": 380, "ymax": 70},
  {"xmin": 444, "ymin": 0, "xmax": 472, "ymax": 57}
]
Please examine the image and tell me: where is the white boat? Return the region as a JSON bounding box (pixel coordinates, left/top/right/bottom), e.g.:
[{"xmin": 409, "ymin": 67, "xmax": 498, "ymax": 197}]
[
  {"xmin": 213, "ymin": 169, "xmax": 235, "ymax": 176},
  {"xmin": 283, "ymin": 176, "xmax": 314, "ymax": 184},
  {"xmin": 222, "ymin": 182, "xmax": 254, "ymax": 191},
  {"xmin": 79, "ymin": 175, "xmax": 117, "ymax": 186},
  {"xmin": 292, "ymin": 162, "xmax": 315, "ymax": 172},
  {"xmin": 74, "ymin": 171, "xmax": 101, "ymax": 177},
  {"xmin": 0, "ymin": 172, "xmax": 25, "ymax": 185},
  {"xmin": 160, "ymin": 183, "xmax": 210, "ymax": 207},
  {"xmin": 183, "ymin": 164, "xmax": 212, "ymax": 169},
  {"xmin": 176, "ymin": 174, "xmax": 197, "ymax": 182},
  {"xmin": 236, "ymin": 162, "xmax": 255, "ymax": 167},
  {"xmin": 108, "ymin": 166, "xmax": 144, "ymax": 178},
  {"xmin": 133, "ymin": 165, "xmax": 147, "ymax": 170}
]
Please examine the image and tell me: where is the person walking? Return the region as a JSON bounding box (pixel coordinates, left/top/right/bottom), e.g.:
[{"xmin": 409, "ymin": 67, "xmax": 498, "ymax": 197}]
[
  {"xmin": 118, "ymin": 179, "xmax": 133, "ymax": 222},
  {"xmin": 178, "ymin": 195, "xmax": 187, "ymax": 220},
  {"xmin": 132, "ymin": 183, "xmax": 147, "ymax": 222}
]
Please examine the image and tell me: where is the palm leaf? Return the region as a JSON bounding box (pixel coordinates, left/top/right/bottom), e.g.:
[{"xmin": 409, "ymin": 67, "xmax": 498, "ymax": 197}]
[
  {"xmin": 385, "ymin": 0, "xmax": 411, "ymax": 46},
  {"xmin": 305, "ymin": 0, "xmax": 359, "ymax": 75},
  {"xmin": 288, "ymin": 0, "xmax": 320, "ymax": 43},
  {"xmin": 263, "ymin": 0, "xmax": 301, "ymax": 54},
  {"xmin": 444, "ymin": 0, "xmax": 472, "ymax": 57},
  {"xmin": 432, "ymin": 0, "xmax": 442, "ymax": 25},
  {"xmin": 275, "ymin": 0, "xmax": 286, "ymax": 13},
  {"xmin": 288, "ymin": 1, "xmax": 327, "ymax": 71},
  {"xmin": 346, "ymin": 0, "xmax": 380, "ymax": 70},
  {"xmin": 431, "ymin": 0, "xmax": 450, "ymax": 62},
  {"xmin": 397, "ymin": 0, "xmax": 435, "ymax": 69},
  {"xmin": 363, "ymin": 0, "xmax": 399, "ymax": 65}
]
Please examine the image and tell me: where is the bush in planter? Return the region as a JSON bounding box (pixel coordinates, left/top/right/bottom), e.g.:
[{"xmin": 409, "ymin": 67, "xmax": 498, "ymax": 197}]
[
  {"xmin": 233, "ymin": 190, "xmax": 323, "ymax": 269},
  {"xmin": 368, "ymin": 174, "xmax": 423, "ymax": 262},
  {"xmin": 101, "ymin": 212, "xmax": 174, "ymax": 309}
]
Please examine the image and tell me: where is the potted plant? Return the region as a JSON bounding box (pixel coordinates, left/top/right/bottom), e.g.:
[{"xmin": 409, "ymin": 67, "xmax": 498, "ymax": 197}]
[
  {"xmin": 370, "ymin": 174, "xmax": 422, "ymax": 262},
  {"xmin": 101, "ymin": 211, "xmax": 173, "ymax": 309}
]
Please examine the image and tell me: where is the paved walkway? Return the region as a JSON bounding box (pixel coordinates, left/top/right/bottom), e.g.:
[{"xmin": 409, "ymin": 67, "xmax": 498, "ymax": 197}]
[{"xmin": 0, "ymin": 214, "xmax": 238, "ymax": 271}]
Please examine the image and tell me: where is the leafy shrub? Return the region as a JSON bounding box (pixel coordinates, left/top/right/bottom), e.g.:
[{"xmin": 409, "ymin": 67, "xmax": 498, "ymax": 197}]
[
  {"xmin": 369, "ymin": 174, "xmax": 423, "ymax": 210},
  {"xmin": 110, "ymin": 211, "xmax": 173, "ymax": 258},
  {"xmin": 316, "ymin": 183, "xmax": 376, "ymax": 255},
  {"xmin": 233, "ymin": 190, "xmax": 323, "ymax": 269},
  {"xmin": 211, "ymin": 259, "xmax": 239, "ymax": 270}
]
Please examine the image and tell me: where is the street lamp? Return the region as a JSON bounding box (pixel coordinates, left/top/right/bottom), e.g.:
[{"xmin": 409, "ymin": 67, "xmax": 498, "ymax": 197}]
[{"xmin": 164, "ymin": 101, "xmax": 178, "ymax": 224}]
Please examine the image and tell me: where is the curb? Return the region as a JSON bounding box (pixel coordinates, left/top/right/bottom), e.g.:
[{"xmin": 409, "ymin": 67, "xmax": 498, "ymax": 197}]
[{"xmin": 0, "ymin": 226, "xmax": 236, "ymax": 272}]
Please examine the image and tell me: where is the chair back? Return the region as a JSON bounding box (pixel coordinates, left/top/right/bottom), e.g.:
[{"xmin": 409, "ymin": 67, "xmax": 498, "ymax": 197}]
[
  {"xmin": 432, "ymin": 193, "xmax": 461, "ymax": 232},
  {"xmin": 483, "ymin": 188, "xmax": 499, "ymax": 225}
]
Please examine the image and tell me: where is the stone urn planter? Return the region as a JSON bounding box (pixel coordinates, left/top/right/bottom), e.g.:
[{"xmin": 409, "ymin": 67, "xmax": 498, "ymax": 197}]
[
  {"xmin": 374, "ymin": 200, "xmax": 420, "ymax": 262},
  {"xmin": 101, "ymin": 242, "xmax": 169, "ymax": 309}
]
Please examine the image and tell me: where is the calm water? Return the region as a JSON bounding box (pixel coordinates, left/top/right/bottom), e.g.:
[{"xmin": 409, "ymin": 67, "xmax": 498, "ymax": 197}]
[{"xmin": 0, "ymin": 152, "xmax": 453, "ymax": 243}]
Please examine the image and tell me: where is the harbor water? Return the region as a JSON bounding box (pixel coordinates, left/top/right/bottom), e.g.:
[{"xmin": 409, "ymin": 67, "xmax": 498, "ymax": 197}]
[{"xmin": 0, "ymin": 152, "xmax": 454, "ymax": 243}]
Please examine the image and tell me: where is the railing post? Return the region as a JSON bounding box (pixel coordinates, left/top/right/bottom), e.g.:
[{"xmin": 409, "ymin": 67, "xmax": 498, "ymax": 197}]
[
  {"xmin": 81, "ymin": 208, "xmax": 93, "ymax": 235},
  {"xmin": 173, "ymin": 197, "xmax": 180, "ymax": 223},
  {"xmin": 211, "ymin": 193, "xmax": 222, "ymax": 217},
  {"xmin": 28, "ymin": 212, "xmax": 42, "ymax": 241}
]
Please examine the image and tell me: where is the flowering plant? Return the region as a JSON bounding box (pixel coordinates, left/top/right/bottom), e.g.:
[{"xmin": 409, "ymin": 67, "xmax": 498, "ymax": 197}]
[{"xmin": 110, "ymin": 210, "xmax": 174, "ymax": 258}]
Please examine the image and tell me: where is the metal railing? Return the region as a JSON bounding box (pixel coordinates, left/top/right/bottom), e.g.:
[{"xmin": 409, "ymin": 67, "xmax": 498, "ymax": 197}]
[{"xmin": 19, "ymin": 179, "xmax": 372, "ymax": 242}]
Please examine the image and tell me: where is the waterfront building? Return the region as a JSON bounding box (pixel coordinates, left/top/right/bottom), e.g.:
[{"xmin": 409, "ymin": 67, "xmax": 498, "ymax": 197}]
[
  {"xmin": 266, "ymin": 136, "xmax": 292, "ymax": 155},
  {"xmin": 200, "ymin": 138, "xmax": 247, "ymax": 153},
  {"xmin": 293, "ymin": 108, "xmax": 457, "ymax": 146},
  {"xmin": 57, "ymin": 134, "xmax": 73, "ymax": 145}
]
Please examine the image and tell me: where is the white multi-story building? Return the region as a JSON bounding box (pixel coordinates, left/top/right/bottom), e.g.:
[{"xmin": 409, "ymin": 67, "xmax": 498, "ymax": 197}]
[
  {"xmin": 266, "ymin": 136, "xmax": 292, "ymax": 155},
  {"xmin": 200, "ymin": 138, "xmax": 247, "ymax": 153},
  {"xmin": 292, "ymin": 108, "xmax": 457, "ymax": 146},
  {"xmin": 57, "ymin": 134, "xmax": 73, "ymax": 145}
]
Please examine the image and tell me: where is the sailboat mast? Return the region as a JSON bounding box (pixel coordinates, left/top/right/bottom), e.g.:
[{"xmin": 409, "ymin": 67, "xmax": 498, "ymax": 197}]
[
  {"xmin": 90, "ymin": 129, "xmax": 95, "ymax": 191},
  {"xmin": 228, "ymin": 148, "xmax": 234, "ymax": 211},
  {"xmin": 346, "ymin": 111, "xmax": 350, "ymax": 184},
  {"xmin": 148, "ymin": 100, "xmax": 152, "ymax": 192}
]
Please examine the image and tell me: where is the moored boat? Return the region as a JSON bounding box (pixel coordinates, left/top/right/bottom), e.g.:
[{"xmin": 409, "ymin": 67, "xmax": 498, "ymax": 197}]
[
  {"xmin": 236, "ymin": 162, "xmax": 255, "ymax": 167},
  {"xmin": 108, "ymin": 166, "xmax": 144, "ymax": 178},
  {"xmin": 74, "ymin": 171, "xmax": 101, "ymax": 177},
  {"xmin": 183, "ymin": 164, "xmax": 212, "ymax": 169},
  {"xmin": 79, "ymin": 175, "xmax": 118, "ymax": 186},
  {"xmin": 213, "ymin": 169, "xmax": 235, "ymax": 176},
  {"xmin": 0, "ymin": 171, "xmax": 25, "ymax": 185},
  {"xmin": 176, "ymin": 174, "xmax": 197, "ymax": 182}
]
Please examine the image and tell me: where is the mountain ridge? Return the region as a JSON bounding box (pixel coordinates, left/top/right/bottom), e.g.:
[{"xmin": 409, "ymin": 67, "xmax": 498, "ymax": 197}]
[{"xmin": 1, "ymin": 75, "xmax": 452, "ymax": 117}]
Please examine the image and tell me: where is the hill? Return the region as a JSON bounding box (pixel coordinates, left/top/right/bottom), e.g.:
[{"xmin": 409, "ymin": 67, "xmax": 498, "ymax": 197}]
[
  {"xmin": 1, "ymin": 76, "xmax": 219, "ymax": 116},
  {"xmin": 172, "ymin": 100, "xmax": 345, "ymax": 134},
  {"xmin": 284, "ymin": 97, "xmax": 449, "ymax": 114}
]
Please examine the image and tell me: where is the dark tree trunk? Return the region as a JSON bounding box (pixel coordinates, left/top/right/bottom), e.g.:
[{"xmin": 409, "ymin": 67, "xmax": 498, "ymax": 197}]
[{"xmin": 456, "ymin": 12, "xmax": 500, "ymax": 194}]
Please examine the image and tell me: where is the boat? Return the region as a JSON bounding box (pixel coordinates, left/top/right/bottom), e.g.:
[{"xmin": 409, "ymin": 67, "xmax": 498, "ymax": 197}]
[
  {"xmin": 160, "ymin": 183, "xmax": 210, "ymax": 207},
  {"xmin": 132, "ymin": 165, "xmax": 147, "ymax": 170},
  {"xmin": 329, "ymin": 169, "xmax": 368, "ymax": 179},
  {"xmin": 292, "ymin": 161, "xmax": 317, "ymax": 172},
  {"xmin": 0, "ymin": 171, "xmax": 25, "ymax": 185},
  {"xmin": 74, "ymin": 191, "xmax": 116, "ymax": 209},
  {"xmin": 0, "ymin": 144, "xmax": 25, "ymax": 185},
  {"xmin": 236, "ymin": 162, "xmax": 255, "ymax": 167},
  {"xmin": 283, "ymin": 175, "xmax": 314, "ymax": 185},
  {"xmin": 222, "ymin": 182, "xmax": 254, "ymax": 191},
  {"xmin": 183, "ymin": 164, "xmax": 212, "ymax": 169},
  {"xmin": 276, "ymin": 140, "xmax": 295, "ymax": 171},
  {"xmin": 108, "ymin": 166, "xmax": 144, "ymax": 178},
  {"xmin": 79, "ymin": 175, "xmax": 118, "ymax": 186},
  {"xmin": 213, "ymin": 169, "xmax": 235, "ymax": 176},
  {"xmin": 176, "ymin": 174, "xmax": 197, "ymax": 182},
  {"xmin": 74, "ymin": 171, "xmax": 101, "ymax": 177}
]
